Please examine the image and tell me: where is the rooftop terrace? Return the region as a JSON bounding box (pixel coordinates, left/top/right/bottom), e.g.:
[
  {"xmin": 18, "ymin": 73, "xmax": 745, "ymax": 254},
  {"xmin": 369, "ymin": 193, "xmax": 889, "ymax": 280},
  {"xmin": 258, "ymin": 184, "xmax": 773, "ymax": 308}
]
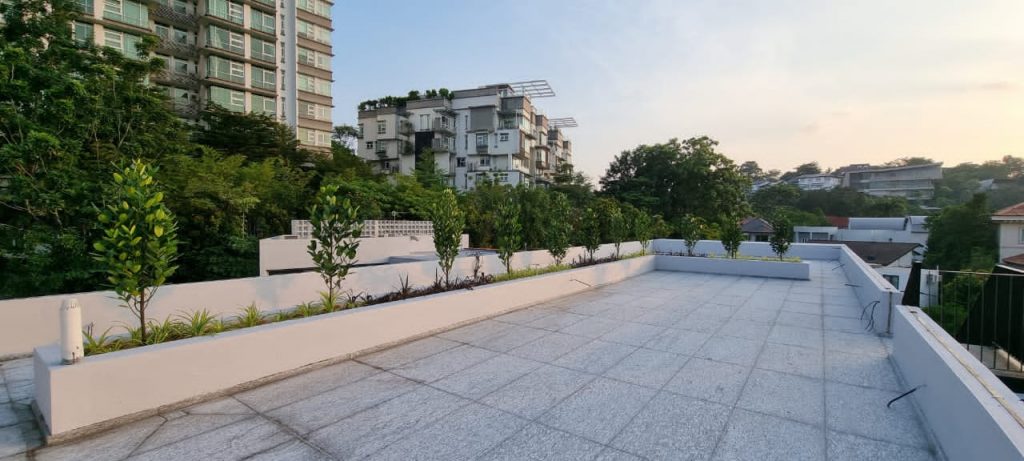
[{"xmin": 1, "ymin": 262, "xmax": 939, "ymax": 460}]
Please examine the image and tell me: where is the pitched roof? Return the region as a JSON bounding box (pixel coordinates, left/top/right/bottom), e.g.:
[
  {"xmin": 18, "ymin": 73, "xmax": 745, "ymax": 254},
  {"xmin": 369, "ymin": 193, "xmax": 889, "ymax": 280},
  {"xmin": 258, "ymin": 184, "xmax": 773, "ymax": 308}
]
[
  {"xmin": 741, "ymin": 217, "xmax": 773, "ymax": 234},
  {"xmin": 994, "ymin": 202, "xmax": 1024, "ymax": 217},
  {"xmin": 847, "ymin": 217, "xmax": 908, "ymax": 231},
  {"xmin": 809, "ymin": 240, "xmax": 920, "ymax": 266},
  {"xmin": 826, "ymin": 216, "xmax": 849, "ymax": 229},
  {"xmin": 1003, "ymin": 253, "xmax": 1024, "ymax": 268}
]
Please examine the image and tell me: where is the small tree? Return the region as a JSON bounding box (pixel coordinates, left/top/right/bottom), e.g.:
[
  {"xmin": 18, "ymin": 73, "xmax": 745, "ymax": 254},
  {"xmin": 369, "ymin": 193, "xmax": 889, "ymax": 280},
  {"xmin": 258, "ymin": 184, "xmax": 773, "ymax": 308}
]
[
  {"xmin": 634, "ymin": 212, "xmax": 653, "ymax": 254},
  {"xmin": 307, "ymin": 183, "xmax": 362, "ymax": 309},
  {"xmin": 93, "ymin": 160, "xmax": 179, "ymax": 345},
  {"xmin": 546, "ymin": 192, "xmax": 572, "ymax": 265},
  {"xmin": 495, "ymin": 195, "xmax": 522, "ymax": 274},
  {"xmin": 677, "ymin": 215, "xmax": 705, "ymax": 256},
  {"xmin": 431, "ymin": 189, "xmax": 465, "ymax": 286},
  {"xmin": 608, "ymin": 206, "xmax": 626, "ymax": 258},
  {"xmin": 579, "ymin": 207, "xmax": 601, "ymax": 262},
  {"xmin": 769, "ymin": 216, "xmax": 794, "ymax": 260},
  {"xmin": 720, "ymin": 219, "xmax": 744, "ymax": 259}
]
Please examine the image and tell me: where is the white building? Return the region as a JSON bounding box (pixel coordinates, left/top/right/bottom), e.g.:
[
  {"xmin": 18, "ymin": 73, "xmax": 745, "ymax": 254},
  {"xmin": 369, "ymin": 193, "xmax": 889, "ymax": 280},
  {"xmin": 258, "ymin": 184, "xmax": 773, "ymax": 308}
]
[
  {"xmin": 992, "ymin": 202, "xmax": 1024, "ymax": 266},
  {"xmin": 792, "ymin": 174, "xmax": 841, "ymax": 191},
  {"xmin": 840, "ymin": 163, "xmax": 943, "ymax": 202},
  {"xmin": 355, "ymin": 82, "xmax": 575, "ymax": 190}
]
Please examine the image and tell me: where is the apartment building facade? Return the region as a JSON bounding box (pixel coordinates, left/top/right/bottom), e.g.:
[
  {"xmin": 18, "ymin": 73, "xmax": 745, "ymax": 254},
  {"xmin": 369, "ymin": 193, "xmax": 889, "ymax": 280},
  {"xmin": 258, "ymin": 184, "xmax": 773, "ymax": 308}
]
[
  {"xmin": 356, "ymin": 83, "xmax": 574, "ymax": 190},
  {"xmin": 70, "ymin": 0, "xmax": 334, "ymax": 152},
  {"xmin": 840, "ymin": 163, "xmax": 943, "ymax": 201}
]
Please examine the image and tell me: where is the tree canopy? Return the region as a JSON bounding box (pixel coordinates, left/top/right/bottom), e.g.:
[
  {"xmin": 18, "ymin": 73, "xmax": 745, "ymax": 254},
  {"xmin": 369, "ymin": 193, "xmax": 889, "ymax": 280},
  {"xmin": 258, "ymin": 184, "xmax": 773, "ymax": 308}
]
[{"xmin": 924, "ymin": 194, "xmax": 997, "ymax": 271}]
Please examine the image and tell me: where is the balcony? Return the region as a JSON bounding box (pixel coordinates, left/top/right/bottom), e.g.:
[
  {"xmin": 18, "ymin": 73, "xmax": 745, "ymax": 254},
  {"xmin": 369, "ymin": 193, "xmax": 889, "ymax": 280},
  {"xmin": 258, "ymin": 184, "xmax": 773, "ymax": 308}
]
[
  {"xmin": 475, "ymin": 144, "xmax": 488, "ymax": 154},
  {"xmin": 156, "ymin": 38, "xmax": 196, "ymax": 58},
  {"xmin": 535, "ymin": 159, "xmax": 549, "ymax": 170},
  {"xmin": 398, "ymin": 121, "xmax": 414, "ymax": 137},
  {"xmin": 170, "ymin": 101, "xmax": 199, "ymax": 118},
  {"xmin": 431, "ymin": 138, "xmax": 450, "ymax": 153},
  {"xmin": 431, "ymin": 118, "xmax": 454, "ymax": 134},
  {"xmin": 150, "ymin": 3, "xmax": 196, "ymax": 29},
  {"xmin": 152, "ymin": 69, "xmax": 198, "ymax": 88}
]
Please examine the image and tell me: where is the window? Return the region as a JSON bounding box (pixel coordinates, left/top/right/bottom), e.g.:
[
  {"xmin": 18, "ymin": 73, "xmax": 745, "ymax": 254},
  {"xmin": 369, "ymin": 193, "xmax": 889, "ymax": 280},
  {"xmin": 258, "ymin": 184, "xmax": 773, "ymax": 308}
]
[
  {"xmin": 479, "ymin": 156, "xmax": 491, "ymax": 166},
  {"xmin": 251, "ymin": 67, "xmax": 275, "ymax": 90},
  {"xmin": 208, "ymin": 0, "xmax": 242, "ymax": 24},
  {"xmin": 376, "ymin": 120, "xmax": 386, "ymax": 134},
  {"xmin": 104, "ymin": 0, "xmax": 148, "ymax": 27},
  {"xmin": 104, "ymin": 29, "xmax": 123, "ymax": 50},
  {"xmin": 251, "ymin": 38, "xmax": 275, "ymax": 62},
  {"xmin": 499, "ymin": 133, "xmax": 509, "ymax": 142},
  {"xmin": 251, "ymin": 10, "xmax": 274, "ymax": 34},
  {"xmin": 297, "ymin": 74, "xmax": 330, "ymax": 96},
  {"xmin": 207, "ymin": 25, "xmax": 243, "ymax": 54},
  {"xmin": 296, "ymin": 20, "xmax": 330, "ymax": 44},
  {"xmin": 357, "ymin": 124, "xmax": 363, "ymax": 137},
  {"xmin": 365, "ymin": 141, "xmax": 373, "ymax": 150},
  {"xmin": 209, "ymin": 86, "xmax": 244, "ymax": 112},
  {"xmin": 475, "ymin": 133, "xmax": 487, "ymax": 147},
  {"xmin": 299, "ymin": 102, "xmax": 330, "ymax": 121},
  {"xmin": 171, "ymin": 0, "xmax": 188, "ymax": 14},
  {"xmin": 456, "ymin": 158, "xmax": 466, "ymax": 168},
  {"xmin": 297, "ymin": 47, "xmax": 330, "ymax": 69},
  {"xmin": 297, "ymin": 0, "xmax": 329, "ymax": 17},
  {"xmin": 882, "ymin": 274, "xmax": 900, "ymax": 289},
  {"xmin": 207, "ymin": 55, "xmax": 244, "ymax": 84},
  {"xmin": 251, "ymin": 94, "xmax": 276, "ymax": 116},
  {"xmin": 73, "ymin": 21, "xmax": 93, "ymax": 44},
  {"xmin": 103, "ymin": 30, "xmax": 142, "ymax": 58},
  {"xmin": 1019, "ymin": 227, "xmax": 1024, "ymax": 244},
  {"xmin": 298, "ymin": 128, "xmax": 329, "ymax": 146}
]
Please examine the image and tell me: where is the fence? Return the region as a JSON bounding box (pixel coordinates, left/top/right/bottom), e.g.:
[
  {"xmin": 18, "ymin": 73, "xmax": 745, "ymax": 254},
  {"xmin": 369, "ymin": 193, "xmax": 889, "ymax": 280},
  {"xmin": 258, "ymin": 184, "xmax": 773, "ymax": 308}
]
[
  {"xmin": 915, "ymin": 268, "xmax": 1024, "ymax": 381},
  {"xmin": 290, "ymin": 220, "xmax": 434, "ymax": 239}
]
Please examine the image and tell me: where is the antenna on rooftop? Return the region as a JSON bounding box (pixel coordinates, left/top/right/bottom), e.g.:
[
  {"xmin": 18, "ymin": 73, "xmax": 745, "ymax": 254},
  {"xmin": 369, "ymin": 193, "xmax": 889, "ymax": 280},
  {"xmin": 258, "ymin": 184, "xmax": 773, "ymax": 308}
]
[
  {"xmin": 549, "ymin": 117, "xmax": 578, "ymax": 128},
  {"xmin": 504, "ymin": 80, "xmax": 556, "ymax": 98}
]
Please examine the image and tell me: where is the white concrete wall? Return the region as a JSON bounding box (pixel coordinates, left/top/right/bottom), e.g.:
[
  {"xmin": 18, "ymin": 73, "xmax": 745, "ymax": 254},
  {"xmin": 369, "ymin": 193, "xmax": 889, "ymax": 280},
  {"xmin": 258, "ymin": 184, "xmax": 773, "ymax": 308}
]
[
  {"xmin": 652, "ymin": 239, "xmax": 842, "ymax": 261},
  {"xmin": 34, "ymin": 256, "xmax": 657, "ymax": 438},
  {"xmin": 0, "ymin": 242, "xmax": 641, "ymax": 358},
  {"xmin": 838, "ymin": 245, "xmax": 900, "ymax": 334},
  {"xmin": 655, "ymin": 256, "xmax": 810, "ymax": 280},
  {"xmin": 892, "ymin": 305, "xmax": 1024, "ymax": 461},
  {"xmin": 997, "ymin": 221, "xmax": 1024, "ymax": 262},
  {"xmin": 257, "ymin": 234, "xmax": 470, "ymax": 275}
]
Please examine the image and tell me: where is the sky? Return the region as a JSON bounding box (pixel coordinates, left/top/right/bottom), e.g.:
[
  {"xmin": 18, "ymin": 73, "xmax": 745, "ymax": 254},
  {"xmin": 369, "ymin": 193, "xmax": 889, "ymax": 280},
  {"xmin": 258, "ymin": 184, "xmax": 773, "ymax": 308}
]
[{"xmin": 330, "ymin": 0, "xmax": 1024, "ymax": 182}]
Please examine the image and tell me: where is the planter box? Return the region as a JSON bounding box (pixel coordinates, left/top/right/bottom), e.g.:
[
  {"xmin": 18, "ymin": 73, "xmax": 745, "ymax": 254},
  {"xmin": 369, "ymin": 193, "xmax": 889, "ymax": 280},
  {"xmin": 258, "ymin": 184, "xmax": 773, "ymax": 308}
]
[
  {"xmin": 33, "ymin": 256, "xmax": 656, "ymax": 440},
  {"xmin": 654, "ymin": 255, "xmax": 810, "ymax": 280}
]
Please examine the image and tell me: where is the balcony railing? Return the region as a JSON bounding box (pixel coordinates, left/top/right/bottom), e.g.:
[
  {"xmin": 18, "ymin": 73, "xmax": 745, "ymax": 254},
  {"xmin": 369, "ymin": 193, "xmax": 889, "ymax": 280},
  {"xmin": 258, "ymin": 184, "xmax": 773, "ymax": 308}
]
[
  {"xmin": 153, "ymin": 70, "xmax": 198, "ymax": 88},
  {"xmin": 398, "ymin": 121, "xmax": 414, "ymax": 136},
  {"xmin": 150, "ymin": 3, "xmax": 195, "ymax": 28},
  {"xmin": 431, "ymin": 118, "xmax": 453, "ymax": 134},
  {"xmin": 170, "ymin": 101, "xmax": 200, "ymax": 118},
  {"xmin": 156, "ymin": 38, "xmax": 196, "ymax": 57},
  {"xmin": 476, "ymin": 144, "xmax": 488, "ymax": 154},
  {"xmin": 536, "ymin": 159, "xmax": 549, "ymax": 170},
  {"xmin": 431, "ymin": 138, "xmax": 450, "ymax": 153}
]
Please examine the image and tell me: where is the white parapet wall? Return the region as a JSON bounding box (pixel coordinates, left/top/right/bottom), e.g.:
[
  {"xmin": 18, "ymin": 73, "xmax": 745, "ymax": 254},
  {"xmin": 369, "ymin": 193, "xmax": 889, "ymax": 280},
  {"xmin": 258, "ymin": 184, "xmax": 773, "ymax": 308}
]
[
  {"xmin": 0, "ymin": 242, "xmax": 642, "ymax": 358},
  {"xmin": 34, "ymin": 255, "xmax": 657, "ymax": 439},
  {"xmin": 652, "ymin": 239, "xmax": 842, "ymax": 261},
  {"xmin": 257, "ymin": 233, "xmax": 470, "ymax": 276},
  {"xmin": 892, "ymin": 305, "xmax": 1024, "ymax": 460},
  {"xmin": 655, "ymin": 255, "xmax": 810, "ymax": 280}
]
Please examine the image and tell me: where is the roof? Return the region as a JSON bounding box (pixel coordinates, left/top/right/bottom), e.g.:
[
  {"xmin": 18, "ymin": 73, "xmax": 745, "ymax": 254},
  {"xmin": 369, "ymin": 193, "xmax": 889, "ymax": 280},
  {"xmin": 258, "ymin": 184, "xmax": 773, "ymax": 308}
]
[
  {"xmin": 847, "ymin": 217, "xmax": 908, "ymax": 231},
  {"xmin": 741, "ymin": 217, "xmax": 773, "ymax": 234},
  {"xmin": 826, "ymin": 216, "xmax": 850, "ymax": 229},
  {"xmin": 811, "ymin": 240, "xmax": 920, "ymax": 266},
  {"xmin": 1002, "ymin": 253, "xmax": 1024, "ymax": 268},
  {"xmin": 908, "ymin": 216, "xmax": 929, "ymax": 233},
  {"xmin": 994, "ymin": 202, "xmax": 1024, "ymax": 217}
]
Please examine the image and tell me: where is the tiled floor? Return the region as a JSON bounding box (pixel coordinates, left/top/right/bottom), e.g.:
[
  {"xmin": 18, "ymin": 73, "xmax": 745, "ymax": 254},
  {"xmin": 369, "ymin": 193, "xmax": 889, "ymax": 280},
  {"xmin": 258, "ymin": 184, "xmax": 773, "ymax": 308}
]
[{"xmin": 1, "ymin": 263, "xmax": 940, "ymax": 460}]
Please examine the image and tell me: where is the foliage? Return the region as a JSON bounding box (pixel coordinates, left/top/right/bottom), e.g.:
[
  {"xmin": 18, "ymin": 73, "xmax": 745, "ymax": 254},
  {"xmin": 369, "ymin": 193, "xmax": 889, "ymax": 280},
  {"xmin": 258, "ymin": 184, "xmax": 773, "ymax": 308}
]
[
  {"xmin": 93, "ymin": 161, "xmax": 179, "ymax": 344},
  {"xmin": 307, "ymin": 183, "xmax": 363, "ymax": 304},
  {"xmin": 651, "ymin": 215, "xmax": 672, "ymax": 239},
  {"xmin": 516, "ymin": 186, "xmax": 550, "ymax": 250},
  {"xmin": 177, "ymin": 309, "xmax": 216, "ymax": 337},
  {"xmin": 545, "ymin": 192, "xmax": 573, "ymax": 265},
  {"xmin": 235, "ymin": 303, "xmax": 265, "ymax": 328},
  {"xmin": 430, "ymin": 189, "xmax": 465, "ymax": 286},
  {"xmin": 600, "ymin": 137, "xmax": 750, "ymax": 226},
  {"xmin": 677, "ymin": 215, "xmax": 706, "ymax": 256},
  {"xmin": 495, "ymin": 195, "xmax": 522, "ymax": 273},
  {"xmin": 194, "ymin": 106, "xmax": 309, "ymax": 165},
  {"xmin": 925, "ymin": 194, "xmax": 997, "ymax": 271},
  {"xmin": 739, "ymin": 161, "xmax": 780, "ymax": 182},
  {"xmin": 719, "ymin": 219, "xmax": 744, "ymax": 259},
  {"xmin": 769, "ymin": 216, "xmax": 794, "ymax": 260},
  {"xmin": 934, "ymin": 155, "xmax": 1024, "ymax": 209},
  {"xmin": 549, "ymin": 163, "xmax": 594, "ymax": 208},
  {"xmin": 493, "ymin": 264, "xmax": 571, "ymax": 283},
  {"xmin": 780, "ymin": 162, "xmax": 822, "ymax": 181},
  {"xmin": 413, "ymin": 150, "xmax": 448, "ymax": 190},
  {"xmin": 606, "ymin": 202, "xmax": 627, "ymax": 257},
  {"xmin": 631, "ymin": 208, "xmax": 653, "ymax": 254},
  {"xmin": 460, "ymin": 181, "xmax": 507, "ymax": 247},
  {"xmin": 579, "ymin": 207, "xmax": 602, "ymax": 261}
]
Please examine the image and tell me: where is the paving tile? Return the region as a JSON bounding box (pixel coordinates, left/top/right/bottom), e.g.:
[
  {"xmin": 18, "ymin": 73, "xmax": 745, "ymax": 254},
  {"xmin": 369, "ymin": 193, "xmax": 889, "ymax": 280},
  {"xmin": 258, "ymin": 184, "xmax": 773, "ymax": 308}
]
[
  {"xmin": 695, "ymin": 336, "xmax": 763, "ymax": 367},
  {"xmin": 611, "ymin": 392, "xmax": 730, "ymax": 460},
  {"xmin": 234, "ymin": 360, "xmax": 378, "ymax": 412},
  {"xmin": 494, "ymin": 306, "xmax": 559, "ymax": 325},
  {"xmin": 824, "ymin": 331, "xmax": 888, "ymax": 357},
  {"xmin": 307, "ymin": 385, "xmax": 468, "ymax": 460},
  {"xmin": 560, "ymin": 316, "xmax": 622, "ymax": 338},
  {"xmin": 390, "ymin": 344, "xmax": 497, "ymax": 383},
  {"xmin": 246, "ymin": 440, "xmax": 332, "ymax": 461},
  {"xmin": 564, "ymin": 301, "xmax": 616, "ymax": 316},
  {"xmin": 645, "ymin": 328, "xmax": 711, "ymax": 355},
  {"xmin": 731, "ymin": 306, "xmax": 779, "ymax": 323},
  {"xmin": 665, "ymin": 358, "xmax": 750, "ymax": 405},
  {"xmin": 4, "ymin": 382, "xmax": 31, "ymax": 405},
  {"xmin": 595, "ymin": 448, "xmax": 645, "ymax": 460},
  {"xmin": 766, "ymin": 324, "xmax": 823, "ymax": 350},
  {"xmin": 600, "ymin": 322, "xmax": 666, "ymax": 347},
  {"xmin": 776, "ymin": 311, "xmax": 822, "ymax": 329},
  {"xmin": 707, "ymin": 294, "xmax": 750, "ymax": 307},
  {"xmin": 367, "ymin": 403, "xmax": 526, "ymax": 461},
  {"xmin": 824, "ymin": 315, "xmax": 870, "ymax": 334},
  {"xmin": 438, "ymin": 319, "xmax": 514, "ymax": 344},
  {"xmin": 782, "ymin": 300, "xmax": 821, "ymax": 315},
  {"xmin": 826, "ymin": 381, "xmax": 930, "ymax": 448},
  {"xmin": 676, "ymin": 313, "xmax": 729, "ymax": 334},
  {"xmin": 711, "ymin": 409, "xmax": 825, "ymax": 461},
  {"xmin": 34, "ymin": 416, "xmax": 164, "ymax": 461},
  {"xmin": 786, "ymin": 293, "xmax": 822, "ymax": 305},
  {"xmin": 824, "ymin": 304, "xmax": 862, "ymax": 319},
  {"xmin": 480, "ymin": 365, "xmax": 595, "ymax": 419},
  {"xmin": 827, "ymin": 431, "xmax": 936, "ymax": 461},
  {"xmin": 539, "ymin": 377, "xmax": 656, "ymax": 444},
  {"xmin": 552, "ymin": 340, "xmax": 637, "ymax": 375},
  {"xmin": 825, "ymin": 350, "xmax": 901, "ymax": 391},
  {"xmin": 433, "ymin": 354, "xmax": 541, "ymax": 399},
  {"xmin": 689, "ymin": 306, "xmax": 735, "ymax": 321},
  {"xmin": 0, "ymin": 423, "xmax": 39, "ymax": 459},
  {"xmin": 358, "ymin": 336, "xmax": 461, "ymax": 369},
  {"xmin": 183, "ymin": 397, "xmax": 254, "ymax": 415},
  {"xmin": 267, "ymin": 372, "xmax": 419, "ymax": 434},
  {"xmin": 526, "ymin": 312, "xmax": 589, "ymax": 331},
  {"xmin": 507, "ymin": 332, "xmax": 592, "ymax": 363},
  {"xmin": 603, "ymin": 348, "xmax": 689, "ymax": 389},
  {"xmin": 127, "ymin": 417, "xmax": 290, "ymax": 461},
  {"xmin": 756, "ymin": 342, "xmax": 824, "ymax": 378},
  {"xmin": 472, "ymin": 325, "xmax": 551, "ymax": 353},
  {"xmin": 133, "ymin": 413, "xmax": 253, "ymax": 453},
  {"xmin": 717, "ymin": 319, "xmax": 772, "ymax": 341},
  {"xmin": 737, "ymin": 369, "xmax": 824, "ymax": 426},
  {"xmin": 630, "ymin": 308, "xmax": 683, "ymax": 326},
  {"xmin": 0, "ymin": 405, "xmax": 17, "ymax": 428},
  {"xmin": 480, "ymin": 423, "xmax": 605, "ymax": 461}
]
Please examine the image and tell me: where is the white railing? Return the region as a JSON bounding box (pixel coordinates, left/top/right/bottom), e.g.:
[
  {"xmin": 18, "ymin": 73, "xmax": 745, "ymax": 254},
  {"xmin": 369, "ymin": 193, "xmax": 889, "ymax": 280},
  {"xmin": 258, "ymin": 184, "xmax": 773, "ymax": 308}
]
[{"xmin": 290, "ymin": 220, "xmax": 434, "ymax": 238}]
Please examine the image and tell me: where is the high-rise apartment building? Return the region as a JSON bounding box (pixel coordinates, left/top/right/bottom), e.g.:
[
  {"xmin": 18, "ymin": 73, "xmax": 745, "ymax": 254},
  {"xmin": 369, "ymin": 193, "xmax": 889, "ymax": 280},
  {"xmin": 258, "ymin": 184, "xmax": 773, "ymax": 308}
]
[
  {"xmin": 69, "ymin": 0, "xmax": 334, "ymax": 152},
  {"xmin": 355, "ymin": 82, "xmax": 575, "ymax": 190}
]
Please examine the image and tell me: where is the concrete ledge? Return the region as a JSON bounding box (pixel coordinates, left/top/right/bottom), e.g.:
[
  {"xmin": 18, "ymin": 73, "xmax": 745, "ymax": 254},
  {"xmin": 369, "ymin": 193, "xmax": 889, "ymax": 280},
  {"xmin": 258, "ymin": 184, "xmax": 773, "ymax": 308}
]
[
  {"xmin": 892, "ymin": 305, "xmax": 1024, "ymax": 460},
  {"xmin": 654, "ymin": 255, "xmax": 810, "ymax": 280},
  {"xmin": 33, "ymin": 256, "xmax": 656, "ymax": 439}
]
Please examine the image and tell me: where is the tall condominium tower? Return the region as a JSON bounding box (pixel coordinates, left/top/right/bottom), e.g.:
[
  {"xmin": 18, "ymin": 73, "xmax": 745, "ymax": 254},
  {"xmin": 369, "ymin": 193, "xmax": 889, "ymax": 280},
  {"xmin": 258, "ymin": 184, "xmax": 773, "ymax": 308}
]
[{"xmin": 70, "ymin": 0, "xmax": 334, "ymax": 152}]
